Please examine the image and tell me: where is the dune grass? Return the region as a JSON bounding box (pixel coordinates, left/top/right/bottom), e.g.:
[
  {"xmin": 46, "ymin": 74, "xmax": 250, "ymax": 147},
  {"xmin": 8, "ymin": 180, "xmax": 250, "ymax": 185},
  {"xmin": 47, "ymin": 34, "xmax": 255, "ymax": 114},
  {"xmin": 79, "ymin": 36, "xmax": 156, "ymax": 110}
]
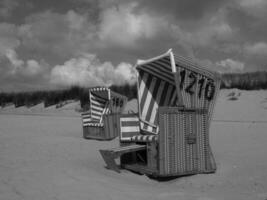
[{"xmin": 1, "ymin": 71, "xmax": 267, "ymax": 109}]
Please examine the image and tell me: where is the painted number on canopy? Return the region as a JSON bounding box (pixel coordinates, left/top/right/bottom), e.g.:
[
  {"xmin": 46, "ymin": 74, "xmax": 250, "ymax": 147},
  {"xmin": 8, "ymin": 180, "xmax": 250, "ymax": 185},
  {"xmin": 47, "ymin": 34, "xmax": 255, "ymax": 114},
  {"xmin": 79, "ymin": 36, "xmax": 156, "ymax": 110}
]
[{"xmin": 179, "ymin": 70, "xmax": 215, "ymax": 101}]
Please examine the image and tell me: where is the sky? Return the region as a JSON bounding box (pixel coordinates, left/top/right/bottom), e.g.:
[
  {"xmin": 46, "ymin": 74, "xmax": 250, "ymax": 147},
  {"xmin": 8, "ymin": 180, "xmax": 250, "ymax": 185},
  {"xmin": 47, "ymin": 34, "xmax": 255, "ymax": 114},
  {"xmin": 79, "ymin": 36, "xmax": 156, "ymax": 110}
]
[{"xmin": 0, "ymin": 0, "xmax": 267, "ymax": 92}]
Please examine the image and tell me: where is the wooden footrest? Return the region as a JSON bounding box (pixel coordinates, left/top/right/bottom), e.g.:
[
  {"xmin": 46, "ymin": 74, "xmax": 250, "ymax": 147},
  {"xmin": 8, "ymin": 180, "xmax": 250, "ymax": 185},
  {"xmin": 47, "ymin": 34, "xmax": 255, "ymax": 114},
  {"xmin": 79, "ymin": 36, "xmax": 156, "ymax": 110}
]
[{"xmin": 99, "ymin": 144, "xmax": 146, "ymax": 173}]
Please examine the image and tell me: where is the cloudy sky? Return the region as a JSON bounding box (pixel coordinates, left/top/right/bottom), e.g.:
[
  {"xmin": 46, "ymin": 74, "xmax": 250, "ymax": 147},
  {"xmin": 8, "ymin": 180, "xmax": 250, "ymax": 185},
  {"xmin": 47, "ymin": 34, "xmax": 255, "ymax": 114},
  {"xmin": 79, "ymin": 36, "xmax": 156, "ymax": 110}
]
[{"xmin": 0, "ymin": 0, "xmax": 267, "ymax": 92}]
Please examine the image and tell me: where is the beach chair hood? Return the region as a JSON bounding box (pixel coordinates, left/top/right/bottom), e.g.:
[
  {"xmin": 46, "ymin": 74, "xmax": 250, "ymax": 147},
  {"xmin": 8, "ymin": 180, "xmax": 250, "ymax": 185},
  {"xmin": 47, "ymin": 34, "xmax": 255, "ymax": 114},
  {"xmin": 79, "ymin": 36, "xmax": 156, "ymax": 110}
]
[{"xmin": 136, "ymin": 49, "xmax": 221, "ymax": 134}]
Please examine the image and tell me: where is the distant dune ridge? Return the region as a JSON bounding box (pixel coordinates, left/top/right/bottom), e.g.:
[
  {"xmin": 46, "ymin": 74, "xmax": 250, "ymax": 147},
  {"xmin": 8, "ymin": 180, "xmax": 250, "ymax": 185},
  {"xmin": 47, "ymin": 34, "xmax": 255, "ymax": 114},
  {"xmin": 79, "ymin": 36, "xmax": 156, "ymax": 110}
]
[
  {"xmin": 221, "ymin": 71, "xmax": 267, "ymax": 90},
  {"xmin": 0, "ymin": 71, "xmax": 267, "ymax": 109},
  {"xmin": 1, "ymin": 89, "xmax": 267, "ymax": 122}
]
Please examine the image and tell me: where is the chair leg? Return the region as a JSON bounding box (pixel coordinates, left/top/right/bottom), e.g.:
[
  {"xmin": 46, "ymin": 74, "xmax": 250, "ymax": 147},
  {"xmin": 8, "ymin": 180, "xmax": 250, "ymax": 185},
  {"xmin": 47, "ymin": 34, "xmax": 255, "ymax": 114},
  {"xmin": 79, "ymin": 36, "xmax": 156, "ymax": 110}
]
[{"xmin": 99, "ymin": 150, "xmax": 121, "ymax": 173}]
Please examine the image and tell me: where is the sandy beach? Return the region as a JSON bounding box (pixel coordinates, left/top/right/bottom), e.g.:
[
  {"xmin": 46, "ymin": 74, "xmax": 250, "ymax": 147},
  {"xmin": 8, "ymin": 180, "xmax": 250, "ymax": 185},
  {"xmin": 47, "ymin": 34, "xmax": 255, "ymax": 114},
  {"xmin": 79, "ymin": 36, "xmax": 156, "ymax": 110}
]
[{"xmin": 0, "ymin": 89, "xmax": 267, "ymax": 200}]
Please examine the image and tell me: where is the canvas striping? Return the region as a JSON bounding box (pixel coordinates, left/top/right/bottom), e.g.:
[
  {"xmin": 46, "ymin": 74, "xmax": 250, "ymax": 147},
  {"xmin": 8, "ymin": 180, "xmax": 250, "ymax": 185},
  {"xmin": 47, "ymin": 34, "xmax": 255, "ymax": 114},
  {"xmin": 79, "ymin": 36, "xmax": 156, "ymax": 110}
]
[
  {"xmin": 138, "ymin": 71, "xmax": 149, "ymax": 113},
  {"xmin": 120, "ymin": 117, "xmax": 139, "ymax": 122},
  {"xmin": 91, "ymin": 101, "xmax": 105, "ymax": 109},
  {"xmin": 140, "ymin": 63, "xmax": 174, "ymax": 84},
  {"xmin": 120, "ymin": 115, "xmax": 140, "ymax": 140},
  {"xmin": 91, "ymin": 107, "xmax": 104, "ymax": 114},
  {"xmin": 91, "ymin": 101, "xmax": 105, "ymax": 108},
  {"xmin": 84, "ymin": 122, "xmax": 103, "ymax": 127},
  {"xmin": 91, "ymin": 114, "xmax": 101, "ymax": 119},
  {"xmin": 81, "ymin": 112, "xmax": 90, "ymax": 117},
  {"xmin": 90, "ymin": 93, "xmax": 107, "ymax": 103},
  {"xmin": 121, "ymin": 121, "xmax": 139, "ymax": 126},
  {"xmin": 137, "ymin": 55, "xmax": 170, "ymax": 73},
  {"xmin": 158, "ymin": 81, "xmax": 171, "ymax": 106},
  {"xmin": 83, "ymin": 118, "xmax": 92, "ymax": 123},
  {"xmin": 143, "ymin": 61, "xmax": 174, "ymax": 82},
  {"xmin": 121, "ymin": 132, "xmax": 140, "ymax": 138},
  {"xmin": 91, "ymin": 114, "xmax": 101, "ymax": 120},
  {"xmin": 131, "ymin": 135, "xmax": 158, "ymax": 142},
  {"xmin": 139, "ymin": 72, "xmax": 152, "ymax": 113},
  {"xmin": 99, "ymin": 102, "xmax": 110, "ymax": 123},
  {"xmin": 82, "ymin": 117, "xmax": 92, "ymax": 124},
  {"xmin": 90, "ymin": 92, "xmax": 110, "ymax": 122},
  {"xmin": 153, "ymin": 83, "xmax": 174, "ymax": 126},
  {"xmin": 139, "ymin": 73, "xmax": 174, "ymax": 132},
  {"xmin": 138, "ymin": 69, "xmax": 147, "ymax": 92},
  {"xmin": 91, "ymin": 96, "xmax": 106, "ymax": 105},
  {"xmin": 150, "ymin": 80, "xmax": 166, "ymax": 127},
  {"xmin": 91, "ymin": 103, "xmax": 105, "ymax": 116},
  {"xmin": 121, "ymin": 126, "xmax": 140, "ymax": 132},
  {"xmin": 169, "ymin": 90, "xmax": 177, "ymax": 106},
  {"xmin": 151, "ymin": 59, "xmax": 173, "ymax": 76},
  {"xmin": 90, "ymin": 102, "xmax": 105, "ymax": 111},
  {"xmin": 163, "ymin": 84, "xmax": 174, "ymax": 106},
  {"xmin": 91, "ymin": 95, "xmax": 106, "ymax": 103},
  {"xmin": 157, "ymin": 58, "xmax": 176, "ymax": 73},
  {"xmin": 145, "ymin": 78, "xmax": 162, "ymax": 123},
  {"xmin": 145, "ymin": 125, "xmax": 153, "ymax": 133},
  {"xmin": 91, "ymin": 110, "xmax": 102, "ymax": 117},
  {"xmin": 141, "ymin": 75, "xmax": 157, "ymax": 122}
]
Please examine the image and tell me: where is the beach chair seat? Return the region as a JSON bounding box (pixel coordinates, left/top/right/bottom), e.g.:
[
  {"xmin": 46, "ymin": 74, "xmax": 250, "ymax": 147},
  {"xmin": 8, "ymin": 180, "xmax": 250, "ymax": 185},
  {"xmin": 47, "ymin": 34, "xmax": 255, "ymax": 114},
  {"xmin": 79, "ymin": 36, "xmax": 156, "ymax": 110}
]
[{"xmin": 99, "ymin": 144, "xmax": 146, "ymax": 173}]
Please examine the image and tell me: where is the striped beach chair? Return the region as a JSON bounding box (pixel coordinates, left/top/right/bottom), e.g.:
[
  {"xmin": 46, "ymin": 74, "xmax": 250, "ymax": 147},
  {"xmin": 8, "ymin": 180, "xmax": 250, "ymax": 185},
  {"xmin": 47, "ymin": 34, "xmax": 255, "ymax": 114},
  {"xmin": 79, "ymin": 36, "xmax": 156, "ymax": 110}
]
[
  {"xmin": 100, "ymin": 49, "xmax": 221, "ymax": 177},
  {"xmin": 82, "ymin": 87, "xmax": 127, "ymax": 140}
]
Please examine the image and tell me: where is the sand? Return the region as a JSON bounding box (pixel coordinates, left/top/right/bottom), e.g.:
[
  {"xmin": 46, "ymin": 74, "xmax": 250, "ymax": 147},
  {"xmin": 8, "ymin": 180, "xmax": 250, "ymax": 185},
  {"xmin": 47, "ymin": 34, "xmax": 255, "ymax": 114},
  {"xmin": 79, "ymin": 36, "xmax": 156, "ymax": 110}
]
[{"xmin": 0, "ymin": 89, "xmax": 267, "ymax": 200}]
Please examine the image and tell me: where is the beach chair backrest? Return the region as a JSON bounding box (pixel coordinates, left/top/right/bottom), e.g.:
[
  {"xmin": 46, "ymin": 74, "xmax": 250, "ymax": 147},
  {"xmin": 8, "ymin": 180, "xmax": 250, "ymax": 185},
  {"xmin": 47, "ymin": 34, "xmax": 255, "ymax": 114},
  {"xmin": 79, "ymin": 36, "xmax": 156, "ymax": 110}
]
[
  {"xmin": 89, "ymin": 89, "xmax": 110, "ymax": 123},
  {"xmin": 86, "ymin": 86, "xmax": 128, "ymax": 125},
  {"xmin": 136, "ymin": 50, "xmax": 180, "ymax": 134}
]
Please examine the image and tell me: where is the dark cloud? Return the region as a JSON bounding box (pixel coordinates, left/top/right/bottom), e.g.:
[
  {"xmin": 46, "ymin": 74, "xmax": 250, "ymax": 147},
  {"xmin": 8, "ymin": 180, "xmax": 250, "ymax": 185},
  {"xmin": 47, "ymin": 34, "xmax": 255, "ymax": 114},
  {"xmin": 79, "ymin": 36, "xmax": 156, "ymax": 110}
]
[{"xmin": 0, "ymin": 0, "xmax": 267, "ymax": 91}]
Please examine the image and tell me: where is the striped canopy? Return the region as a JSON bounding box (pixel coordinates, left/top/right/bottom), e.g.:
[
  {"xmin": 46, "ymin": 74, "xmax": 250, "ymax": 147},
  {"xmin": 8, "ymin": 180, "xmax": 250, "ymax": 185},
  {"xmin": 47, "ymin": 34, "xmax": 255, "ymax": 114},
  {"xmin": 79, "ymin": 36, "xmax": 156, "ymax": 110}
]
[
  {"xmin": 82, "ymin": 87, "xmax": 127, "ymax": 127},
  {"xmin": 136, "ymin": 49, "xmax": 221, "ymax": 134},
  {"xmin": 89, "ymin": 87, "xmax": 110, "ymax": 123}
]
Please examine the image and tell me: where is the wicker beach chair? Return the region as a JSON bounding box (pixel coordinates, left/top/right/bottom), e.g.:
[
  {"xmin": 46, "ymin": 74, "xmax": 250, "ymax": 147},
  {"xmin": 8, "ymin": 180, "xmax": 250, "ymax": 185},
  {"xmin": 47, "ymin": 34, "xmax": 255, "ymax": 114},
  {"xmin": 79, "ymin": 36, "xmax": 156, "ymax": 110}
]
[
  {"xmin": 100, "ymin": 49, "xmax": 221, "ymax": 177},
  {"xmin": 82, "ymin": 87, "xmax": 127, "ymax": 140}
]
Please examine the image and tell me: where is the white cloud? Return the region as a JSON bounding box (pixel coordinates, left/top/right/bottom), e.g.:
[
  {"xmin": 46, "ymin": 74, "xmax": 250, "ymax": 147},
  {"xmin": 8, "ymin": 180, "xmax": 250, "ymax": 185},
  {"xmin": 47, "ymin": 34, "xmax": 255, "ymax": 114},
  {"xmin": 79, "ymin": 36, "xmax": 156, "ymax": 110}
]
[
  {"xmin": 5, "ymin": 48, "xmax": 42, "ymax": 75},
  {"xmin": 170, "ymin": 8, "xmax": 234, "ymax": 56},
  {"xmin": 25, "ymin": 60, "xmax": 42, "ymax": 75},
  {"xmin": 239, "ymin": 0, "xmax": 267, "ymax": 18},
  {"xmin": 245, "ymin": 42, "xmax": 267, "ymax": 56},
  {"xmin": 98, "ymin": 2, "xmax": 169, "ymax": 47},
  {"xmin": 239, "ymin": 0, "xmax": 266, "ymax": 7},
  {"xmin": 5, "ymin": 49, "xmax": 24, "ymax": 73},
  {"xmin": 50, "ymin": 53, "xmax": 136, "ymax": 87},
  {"xmin": 216, "ymin": 58, "xmax": 245, "ymax": 72},
  {"xmin": 0, "ymin": 23, "xmax": 20, "ymax": 57},
  {"xmin": 66, "ymin": 10, "xmax": 87, "ymax": 31}
]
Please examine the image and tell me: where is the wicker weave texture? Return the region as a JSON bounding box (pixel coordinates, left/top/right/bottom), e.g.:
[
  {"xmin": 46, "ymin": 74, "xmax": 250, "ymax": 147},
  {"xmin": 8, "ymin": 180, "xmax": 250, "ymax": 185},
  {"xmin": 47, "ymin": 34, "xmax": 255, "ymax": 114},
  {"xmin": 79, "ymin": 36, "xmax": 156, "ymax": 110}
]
[
  {"xmin": 173, "ymin": 55, "xmax": 221, "ymax": 125},
  {"xmin": 103, "ymin": 114, "xmax": 120, "ymax": 139},
  {"xmin": 83, "ymin": 126, "xmax": 104, "ymax": 139},
  {"xmin": 158, "ymin": 107, "xmax": 212, "ymax": 176}
]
